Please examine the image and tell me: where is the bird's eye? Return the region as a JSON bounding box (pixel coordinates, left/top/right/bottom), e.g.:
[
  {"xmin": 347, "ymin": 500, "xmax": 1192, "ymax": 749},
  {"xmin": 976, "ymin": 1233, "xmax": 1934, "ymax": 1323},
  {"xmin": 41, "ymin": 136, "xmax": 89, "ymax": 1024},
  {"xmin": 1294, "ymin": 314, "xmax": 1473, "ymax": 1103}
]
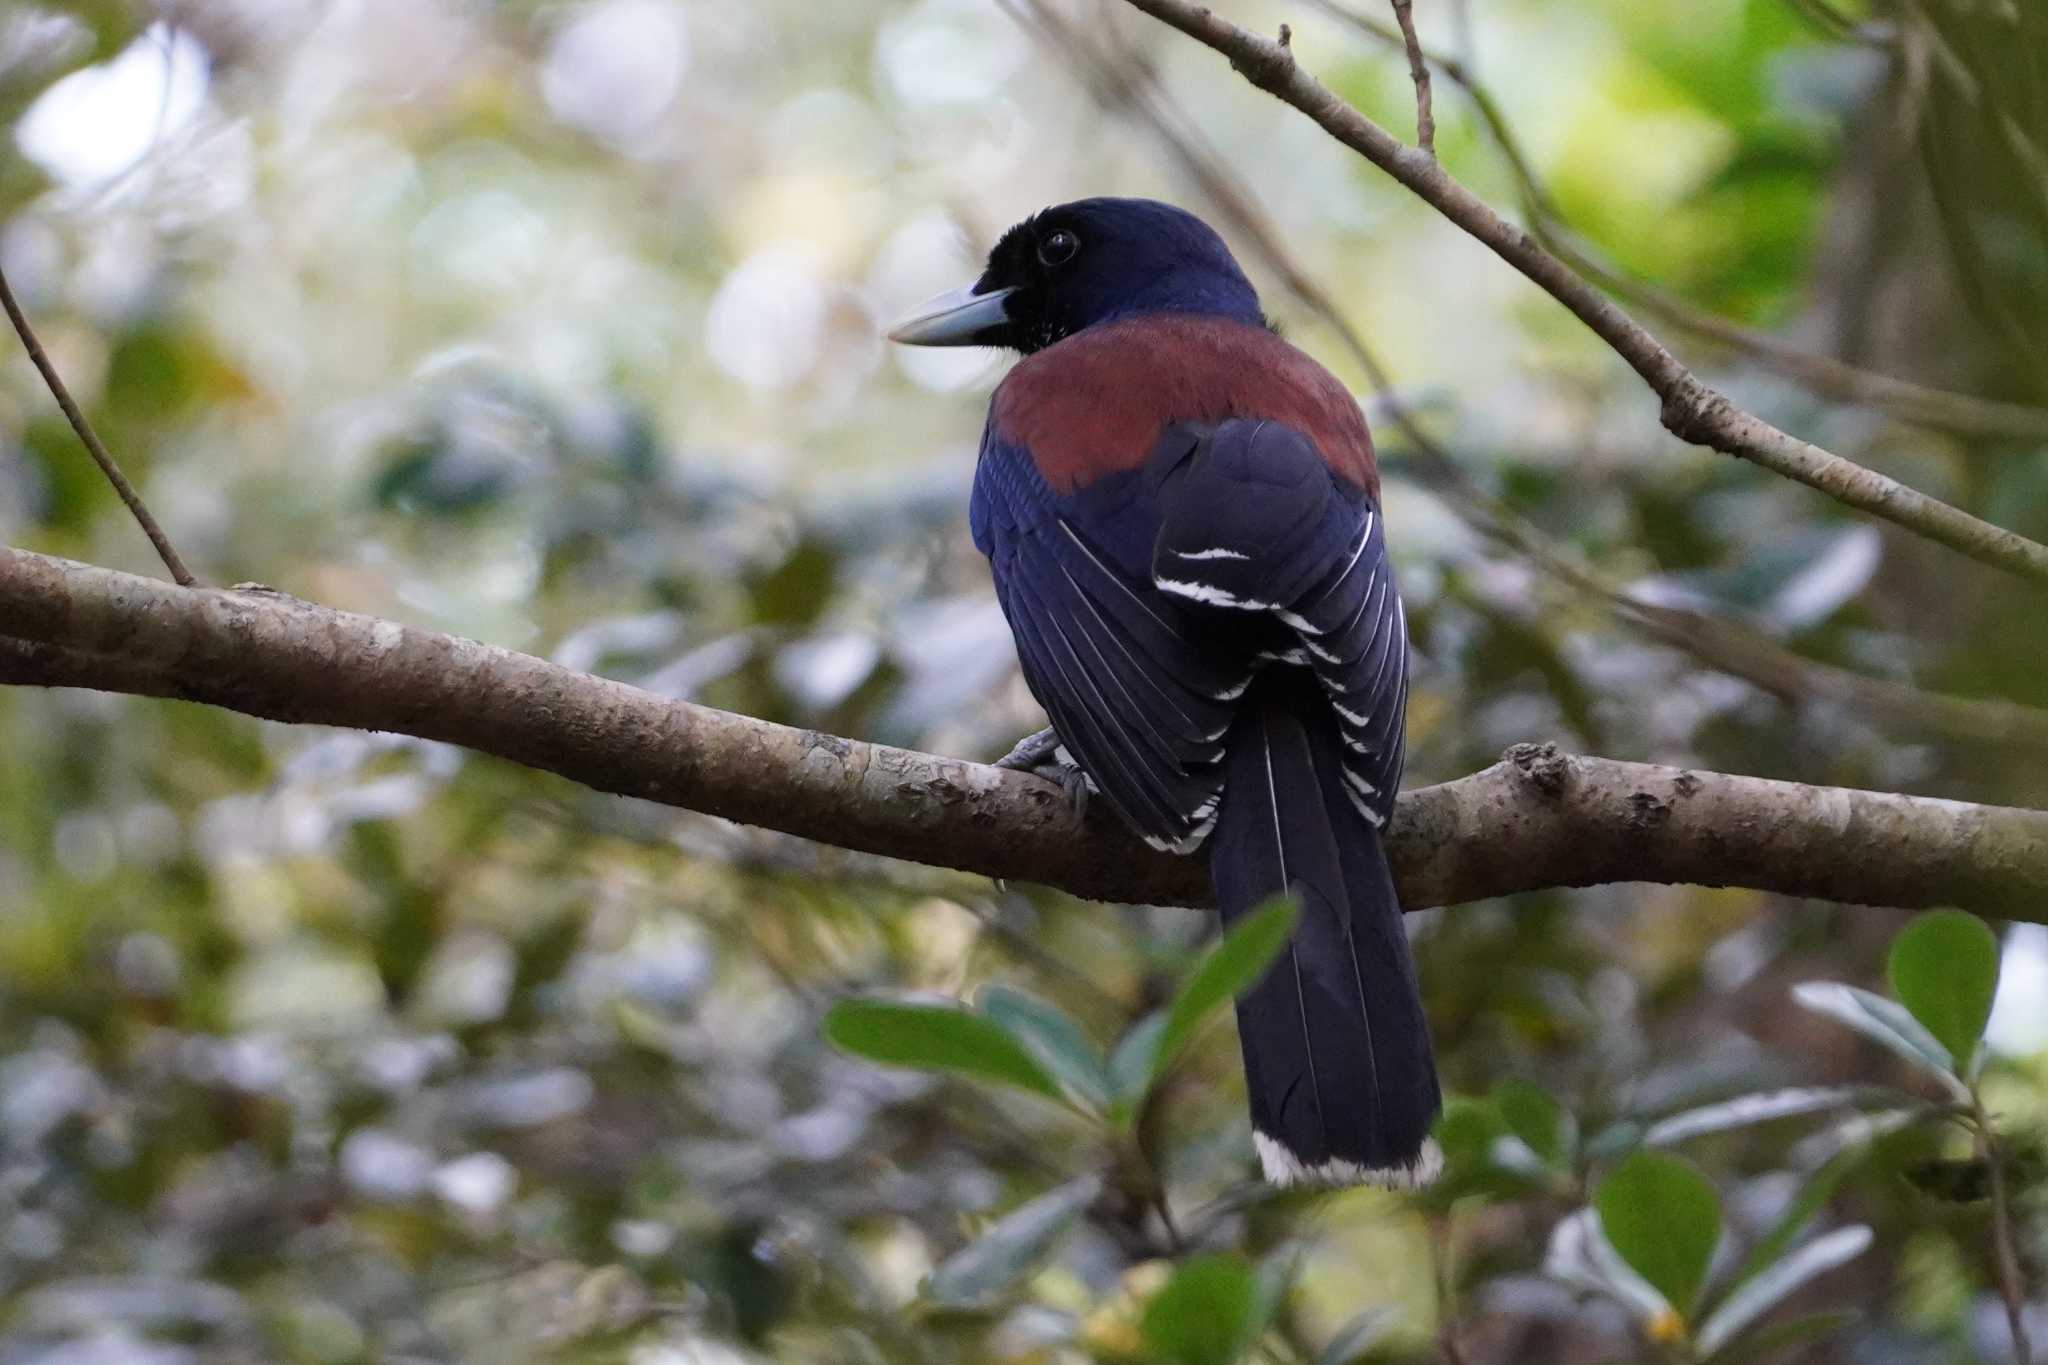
[{"xmin": 1037, "ymin": 229, "xmax": 1080, "ymax": 266}]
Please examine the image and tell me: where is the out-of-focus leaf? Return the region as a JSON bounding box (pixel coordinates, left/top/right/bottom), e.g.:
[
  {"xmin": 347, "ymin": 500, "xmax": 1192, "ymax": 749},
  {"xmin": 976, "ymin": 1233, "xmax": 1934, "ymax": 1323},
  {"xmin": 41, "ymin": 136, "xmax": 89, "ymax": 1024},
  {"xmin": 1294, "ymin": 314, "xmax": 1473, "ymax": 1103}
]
[
  {"xmin": 1643, "ymin": 1086, "xmax": 1866, "ymax": 1146},
  {"xmin": 1316, "ymin": 1307, "xmax": 1394, "ymax": 1365},
  {"xmin": 924, "ymin": 1174, "xmax": 1102, "ymax": 1307},
  {"xmin": 1495, "ymin": 1079, "xmax": 1575, "ymax": 1168},
  {"xmin": 1695, "ymin": 1225, "xmax": 1871, "ymax": 1356},
  {"xmin": 1788, "ymin": 983, "xmax": 1969, "ymax": 1099},
  {"xmin": 1107, "ymin": 1011, "xmax": 1168, "ymax": 1125},
  {"xmin": 749, "ymin": 538, "xmax": 838, "ymax": 627},
  {"xmin": 1593, "ymin": 1151, "xmax": 1721, "ymax": 1316},
  {"xmin": 1706, "ymin": 1310, "xmax": 1856, "ymax": 1362},
  {"xmin": 1887, "ymin": 911, "xmax": 1999, "ymax": 1078},
  {"xmin": 1544, "ymin": 1206, "xmax": 1675, "ymax": 1327},
  {"xmin": 822, "ymin": 997, "xmax": 1060, "ymax": 1100},
  {"xmin": 1152, "ymin": 899, "xmax": 1297, "ymax": 1084},
  {"xmin": 1141, "ymin": 1254, "xmax": 1266, "ymax": 1365},
  {"xmin": 980, "ymin": 985, "xmax": 1109, "ymax": 1111},
  {"xmin": 1902, "ymin": 1156, "xmax": 1992, "ymax": 1203},
  {"xmin": 1738, "ymin": 1125, "xmax": 1892, "ymax": 1282}
]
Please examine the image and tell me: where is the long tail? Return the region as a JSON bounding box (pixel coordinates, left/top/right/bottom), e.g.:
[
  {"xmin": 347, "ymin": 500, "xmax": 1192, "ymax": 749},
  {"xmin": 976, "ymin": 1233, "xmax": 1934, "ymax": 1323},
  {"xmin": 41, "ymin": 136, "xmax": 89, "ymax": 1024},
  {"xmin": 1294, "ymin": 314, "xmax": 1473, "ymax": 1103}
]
[{"xmin": 1207, "ymin": 673, "xmax": 1441, "ymax": 1187}]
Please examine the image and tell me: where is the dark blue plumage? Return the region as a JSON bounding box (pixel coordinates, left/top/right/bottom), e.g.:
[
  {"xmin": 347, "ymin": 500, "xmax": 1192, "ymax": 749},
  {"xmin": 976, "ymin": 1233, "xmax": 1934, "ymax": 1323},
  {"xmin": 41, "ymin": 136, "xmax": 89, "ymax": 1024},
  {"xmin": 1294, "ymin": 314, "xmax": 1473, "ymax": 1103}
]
[{"xmin": 891, "ymin": 198, "xmax": 1440, "ymax": 1186}]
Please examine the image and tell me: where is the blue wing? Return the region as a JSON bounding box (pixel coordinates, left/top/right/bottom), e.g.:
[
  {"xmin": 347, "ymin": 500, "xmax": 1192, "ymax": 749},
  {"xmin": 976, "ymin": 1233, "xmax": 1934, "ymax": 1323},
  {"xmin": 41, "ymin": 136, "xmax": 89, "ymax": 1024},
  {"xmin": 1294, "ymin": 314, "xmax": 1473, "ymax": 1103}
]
[{"xmin": 974, "ymin": 417, "xmax": 1407, "ymax": 846}]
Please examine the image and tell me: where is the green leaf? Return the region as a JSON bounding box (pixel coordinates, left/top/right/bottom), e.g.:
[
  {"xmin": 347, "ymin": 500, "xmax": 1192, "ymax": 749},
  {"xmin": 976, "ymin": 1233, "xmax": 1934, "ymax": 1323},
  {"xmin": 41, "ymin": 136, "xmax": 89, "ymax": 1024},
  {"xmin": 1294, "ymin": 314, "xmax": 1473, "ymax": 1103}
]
[
  {"xmin": 1153, "ymin": 899, "xmax": 1298, "ymax": 1084},
  {"xmin": 1735, "ymin": 1115, "xmax": 1898, "ymax": 1283},
  {"xmin": 924, "ymin": 1175, "xmax": 1103, "ymax": 1307},
  {"xmin": 1643, "ymin": 1086, "xmax": 1864, "ymax": 1146},
  {"xmin": 980, "ymin": 986, "xmax": 1110, "ymax": 1110},
  {"xmin": 1788, "ymin": 982, "xmax": 1969, "ymax": 1099},
  {"xmin": 1496, "ymin": 1079, "xmax": 1575, "ymax": 1168},
  {"xmin": 1594, "ymin": 1150, "xmax": 1721, "ymax": 1316},
  {"xmin": 823, "ymin": 997, "xmax": 1060, "ymax": 1099},
  {"xmin": 1695, "ymin": 1226, "xmax": 1870, "ymax": 1356},
  {"xmin": 1887, "ymin": 911, "xmax": 2000, "ymax": 1078},
  {"xmin": 1107, "ymin": 1010, "xmax": 1169, "ymax": 1125},
  {"xmin": 1141, "ymin": 1254, "xmax": 1265, "ymax": 1365}
]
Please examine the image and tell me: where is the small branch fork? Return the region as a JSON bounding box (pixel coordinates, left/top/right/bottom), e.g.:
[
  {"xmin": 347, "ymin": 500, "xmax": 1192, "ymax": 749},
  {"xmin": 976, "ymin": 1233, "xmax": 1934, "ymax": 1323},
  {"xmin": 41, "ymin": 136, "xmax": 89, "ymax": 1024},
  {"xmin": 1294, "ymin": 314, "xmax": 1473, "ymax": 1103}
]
[
  {"xmin": 1111, "ymin": 0, "xmax": 2048, "ymax": 587},
  {"xmin": 0, "ymin": 261, "xmax": 198, "ymax": 586}
]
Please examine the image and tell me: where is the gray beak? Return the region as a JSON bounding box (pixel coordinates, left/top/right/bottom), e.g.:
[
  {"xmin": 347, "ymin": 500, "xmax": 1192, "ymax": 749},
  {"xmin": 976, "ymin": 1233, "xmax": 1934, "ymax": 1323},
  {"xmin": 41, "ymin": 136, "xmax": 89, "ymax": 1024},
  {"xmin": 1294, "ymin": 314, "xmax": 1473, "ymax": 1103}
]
[{"xmin": 886, "ymin": 284, "xmax": 1017, "ymax": 346}]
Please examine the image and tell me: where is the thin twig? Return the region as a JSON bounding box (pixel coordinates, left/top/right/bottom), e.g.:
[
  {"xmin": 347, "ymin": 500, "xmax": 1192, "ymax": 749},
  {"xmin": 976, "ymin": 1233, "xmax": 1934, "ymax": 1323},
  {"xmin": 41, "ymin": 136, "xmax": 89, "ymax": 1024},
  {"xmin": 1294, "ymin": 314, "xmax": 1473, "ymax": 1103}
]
[
  {"xmin": 1974, "ymin": 1091, "xmax": 2035, "ymax": 1365},
  {"xmin": 0, "ymin": 263, "xmax": 198, "ymax": 586},
  {"xmin": 1112, "ymin": 0, "xmax": 2048, "ymax": 584},
  {"xmin": 1387, "ymin": 0, "xmax": 1435, "ymax": 155},
  {"xmin": 1306, "ymin": 0, "xmax": 2048, "ymax": 445}
]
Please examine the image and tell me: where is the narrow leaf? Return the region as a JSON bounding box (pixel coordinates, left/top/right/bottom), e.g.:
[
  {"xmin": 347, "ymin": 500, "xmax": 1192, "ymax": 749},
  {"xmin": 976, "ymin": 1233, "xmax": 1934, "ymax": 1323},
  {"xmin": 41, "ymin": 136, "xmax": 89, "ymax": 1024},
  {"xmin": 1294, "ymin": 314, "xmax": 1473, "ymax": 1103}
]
[
  {"xmin": 924, "ymin": 1174, "xmax": 1103, "ymax": 1307},
  {"xmin": 1887, "ymin": 911, "xmax": 2000, "ymax": 1078},
  {"xmin": 1643, "ymin": 1087, "xmax": 1864, "ymax": 1146},
  {"xmin": 1594, "ymin": 1151, "xmax": 1721, "ymax": 1316},
  {"xmin": 980, "ymin": 985, "xmax": 1110, "ymax": 1110},
  {"xmin": 1788, "ymin": 983, "xmax": 1969, "ymax": 1099},
  {"xmin": 1695, "ymin": 1226, "xmax": 1872, "ymax": 1356},
  {"xmin": 1153, "ymin": 899, "xmax": 1298, "ymax": 1083},
  {"xmin": 1142, "ymin": 1254, "xmax": 1264, "ymax": 1365},
  {"xmin": 1496, "ymin": 1079, "xmax": 1575, "ymax": 1167},
  {"xmin": 823, "ymin": 997, "xmax": 1060, "ymax": 1099},
  {"xmin": 1107, "ymin": 1010, "xmax": 1169, "ymax": 1124},
  {"xmin": 1316, "ymin": 1308, "xmax": 1395, "ymax": 1365},
  {"xmin": 1737, "ymin": 1112, "xmax": 1903, "ymax": 1282}
]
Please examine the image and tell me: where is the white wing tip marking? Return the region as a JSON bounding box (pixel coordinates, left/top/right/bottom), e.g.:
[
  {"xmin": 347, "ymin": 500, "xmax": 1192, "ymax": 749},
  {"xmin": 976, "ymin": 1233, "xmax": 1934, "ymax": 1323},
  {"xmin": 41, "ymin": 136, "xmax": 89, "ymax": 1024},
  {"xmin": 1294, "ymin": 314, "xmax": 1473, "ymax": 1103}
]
[
  {"xmin": 1155, "ymin": 576, "xmax": 1277, "ymax": 611},
  {"xmin": 1254, "ymin": 1132, "xmax": 1443, "ymax": 1189},
  {"xmin": 1172, "ymin": 547, "xmax": 1251, "ymax": 561}
]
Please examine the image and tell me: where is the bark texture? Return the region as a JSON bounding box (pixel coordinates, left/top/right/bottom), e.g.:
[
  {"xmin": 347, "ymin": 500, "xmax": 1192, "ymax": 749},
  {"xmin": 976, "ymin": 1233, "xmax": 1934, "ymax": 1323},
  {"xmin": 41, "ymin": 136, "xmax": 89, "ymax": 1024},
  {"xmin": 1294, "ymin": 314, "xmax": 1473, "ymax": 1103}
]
[{"xmin": 3, "ymin": 547, "xmax": 2044, "ymax": 917}]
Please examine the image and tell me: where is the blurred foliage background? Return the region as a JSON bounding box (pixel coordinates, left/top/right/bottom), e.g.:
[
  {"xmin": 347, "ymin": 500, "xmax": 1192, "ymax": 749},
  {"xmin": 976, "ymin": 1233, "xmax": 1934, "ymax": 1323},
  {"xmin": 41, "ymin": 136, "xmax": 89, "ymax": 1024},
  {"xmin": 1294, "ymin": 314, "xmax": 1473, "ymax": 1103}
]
[{"xmin": 1, "ymin": 0, "xmax": 2045, "ymax": 1361}]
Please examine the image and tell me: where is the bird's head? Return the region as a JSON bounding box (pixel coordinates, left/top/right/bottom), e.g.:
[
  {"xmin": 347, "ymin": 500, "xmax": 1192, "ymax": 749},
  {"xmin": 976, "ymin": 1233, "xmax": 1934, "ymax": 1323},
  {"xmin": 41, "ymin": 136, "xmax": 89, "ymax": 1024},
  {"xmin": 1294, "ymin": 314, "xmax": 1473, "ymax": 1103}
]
[{"xmin": 888, "ymin": 197, "xmax": 1263, "ymax": 354}]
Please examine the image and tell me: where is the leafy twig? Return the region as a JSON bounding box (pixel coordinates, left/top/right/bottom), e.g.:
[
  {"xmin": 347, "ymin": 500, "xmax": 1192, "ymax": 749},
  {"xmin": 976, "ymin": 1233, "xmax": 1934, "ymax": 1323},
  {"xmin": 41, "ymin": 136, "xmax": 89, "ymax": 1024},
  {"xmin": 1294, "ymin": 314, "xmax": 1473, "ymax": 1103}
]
[{"xmin": 0, "ymin": 262, "xmax": 198, "ymax": 586}]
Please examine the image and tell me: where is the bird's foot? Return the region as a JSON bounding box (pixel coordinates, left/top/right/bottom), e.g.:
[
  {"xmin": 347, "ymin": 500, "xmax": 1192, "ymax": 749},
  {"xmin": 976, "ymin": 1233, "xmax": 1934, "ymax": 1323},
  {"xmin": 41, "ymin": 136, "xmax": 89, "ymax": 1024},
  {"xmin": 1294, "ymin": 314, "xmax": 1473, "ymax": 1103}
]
[
  {"xmin": 995, "ymin": 727, "xmax": 1063, "ymax": 772},
  {"xmin": 995, "ymin": 727, "xmax": 1090, "ymax": 822}
]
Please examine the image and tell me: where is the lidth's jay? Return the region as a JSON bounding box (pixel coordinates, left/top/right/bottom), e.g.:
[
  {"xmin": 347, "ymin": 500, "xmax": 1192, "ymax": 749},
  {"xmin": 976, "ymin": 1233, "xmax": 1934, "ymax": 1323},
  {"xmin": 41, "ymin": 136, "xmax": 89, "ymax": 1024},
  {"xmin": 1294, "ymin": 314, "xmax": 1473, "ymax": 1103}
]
[{"xmin": 890, "ymin": 198, "xmax": 1440, "ymax": 1187}]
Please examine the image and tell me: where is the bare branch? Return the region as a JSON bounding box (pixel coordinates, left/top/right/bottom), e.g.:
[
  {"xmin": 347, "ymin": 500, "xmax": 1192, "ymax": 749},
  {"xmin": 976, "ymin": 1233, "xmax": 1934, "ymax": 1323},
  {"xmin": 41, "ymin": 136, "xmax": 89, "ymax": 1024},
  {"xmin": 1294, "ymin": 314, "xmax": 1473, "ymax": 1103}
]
[
  {"xmin": 0, "ymin": 263, "xmax": 198, "ymax": 587},
  {"xmin": 1386, "ymin": 0, "xmax": 1434, "ymax": 155},
  {"xmin": 1111, "ymin": 0, "xmax": 2048, "ymax": 585},
  {"xmin": 2, "ymin": 545, "xmax": 2045, "ymax": 918}
]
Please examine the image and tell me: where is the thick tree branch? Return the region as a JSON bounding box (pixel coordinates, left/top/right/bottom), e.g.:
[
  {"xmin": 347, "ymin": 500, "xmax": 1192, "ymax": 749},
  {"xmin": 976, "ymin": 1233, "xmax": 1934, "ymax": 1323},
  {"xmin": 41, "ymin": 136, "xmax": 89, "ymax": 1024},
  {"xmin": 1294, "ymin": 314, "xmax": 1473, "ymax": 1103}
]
[
  {"xmin": 1112, "ymin": 0, "xmax": 2048, "ymax": 585},
  {"xmin": 2, "ymin": 546, "xmax": 2044, "ymax": 918}
]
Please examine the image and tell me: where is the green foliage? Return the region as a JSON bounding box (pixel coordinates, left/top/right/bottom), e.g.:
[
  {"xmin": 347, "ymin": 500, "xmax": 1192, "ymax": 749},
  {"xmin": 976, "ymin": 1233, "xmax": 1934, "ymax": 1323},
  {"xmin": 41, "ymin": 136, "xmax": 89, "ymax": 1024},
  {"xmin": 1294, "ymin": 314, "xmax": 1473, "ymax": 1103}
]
[
  {"xmin": 925, "ymin": 1174, "xmax": 1102, "ymax": 1306},
  {"xmin": 0, "ymin": 0, "xmax": 2042, "ymax": 1360},
  {"xmin": 1887, "ymin": 909, "xmax": 2000, "ymax": 1075},
  {"xmin": 1594, "ymin": 1150, "xmax": 1722, "ymax": 1315},
  {"xmin": 822, "ymin": 996, "xmax": 1062, "ymax": 1100},
  {"xmin": 1140, "ymin": 1254, "xmax": 1270, "ymax": 1365},
  {"xmin": 979, "ymin": 984, "xmax": 1111, "ymax": 1110},
  {"xmin": 1151, "ymin": 897, "xmax": 1297, "ymax": 1085}
]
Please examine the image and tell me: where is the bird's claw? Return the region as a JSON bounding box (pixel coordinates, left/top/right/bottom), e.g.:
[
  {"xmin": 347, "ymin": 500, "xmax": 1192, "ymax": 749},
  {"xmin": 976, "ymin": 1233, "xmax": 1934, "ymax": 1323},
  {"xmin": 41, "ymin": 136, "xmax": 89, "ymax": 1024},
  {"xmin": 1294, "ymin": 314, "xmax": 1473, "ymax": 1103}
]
[
  {"xmin": 995, "ymin": 727, "xmax": 1063, "ymax": 772},
  {"xmin": 995, "ymin": 727, "xmax": 1089, "ymax": 821}
]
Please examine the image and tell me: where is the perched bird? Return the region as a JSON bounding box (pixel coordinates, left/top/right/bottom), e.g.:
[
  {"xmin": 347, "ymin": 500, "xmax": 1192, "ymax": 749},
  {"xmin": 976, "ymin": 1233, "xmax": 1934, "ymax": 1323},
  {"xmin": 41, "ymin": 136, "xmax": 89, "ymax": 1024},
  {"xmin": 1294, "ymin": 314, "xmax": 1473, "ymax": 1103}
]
[{"xmin": 890, "ymin": 198, "xmax": 1440, "ymax": 1187}]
